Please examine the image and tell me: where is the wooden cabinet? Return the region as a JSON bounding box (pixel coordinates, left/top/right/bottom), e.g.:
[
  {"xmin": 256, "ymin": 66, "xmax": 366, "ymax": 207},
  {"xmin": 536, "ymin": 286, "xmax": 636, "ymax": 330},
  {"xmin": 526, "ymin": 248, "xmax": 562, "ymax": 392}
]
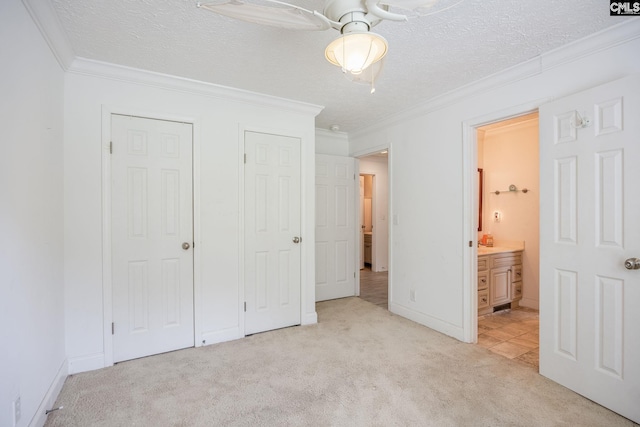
[
  {"xmin": 478, "ymin": 250, "xmax": 523, "ymax": 315},
  {"xmin": 490, "ymin": 267, "xmax": 511, "ymax": 306}
]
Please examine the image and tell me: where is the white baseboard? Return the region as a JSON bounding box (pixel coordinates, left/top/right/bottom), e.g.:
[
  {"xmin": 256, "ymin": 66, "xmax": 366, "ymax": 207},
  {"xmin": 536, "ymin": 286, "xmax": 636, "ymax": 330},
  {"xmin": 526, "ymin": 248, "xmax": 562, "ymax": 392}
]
[
  {"xmin": 68, "ymin": 353, "xmax": 105, "ymax": 375},
  {"xmin": 389, "ymin": 302, "xmax": 465, "ymax": 342},
  {"xmin": 29, "ymin": 359, "xmax": 67, "ymax": 427},
  {"xmin": 301, "ymin": 311, "xmax": 317, "ymax": 326}
]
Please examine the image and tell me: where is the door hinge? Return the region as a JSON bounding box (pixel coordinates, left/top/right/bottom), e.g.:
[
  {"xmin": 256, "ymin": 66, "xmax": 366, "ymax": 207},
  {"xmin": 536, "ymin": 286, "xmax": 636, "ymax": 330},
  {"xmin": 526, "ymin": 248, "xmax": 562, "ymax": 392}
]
[
  {"xmin": 244, "ymin": 153, "xmax": 246, "ymax": 164},
  {"xmin": 244, "ymin": 302, "xmax": 246, "ymax": 312},
  {"xmin": 469, "ymin": 240, "xmax": 473, "ymax": 247},
  {"xmin": 192, "ymin": 241, "xmax": 195, "ymax": 249},
  {"xmin": 109, "ymin": 141, "xmax": 113, "ymax": 154},
  {"xmin": 111, "ymin": 322, "xmax": 114, "ymax": 335},
  {"xmin": 354, "ymin": 173, "xmax": 356, "ymax": 180}
]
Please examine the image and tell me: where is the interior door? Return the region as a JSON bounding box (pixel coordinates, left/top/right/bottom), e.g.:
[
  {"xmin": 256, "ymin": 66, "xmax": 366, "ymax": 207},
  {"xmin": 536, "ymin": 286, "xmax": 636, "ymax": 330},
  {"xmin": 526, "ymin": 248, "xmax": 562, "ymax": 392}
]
[
  {"xmin": 315, "ymin": 154, "xmax": 356, "ymax": 301},
  {"xmin": 111, "ymin": 114, "xmax": 194, "ymax": 363},
  {"xmin": 244, "ymin": 131, "xmax": 301, "ymax": 335},
  {"xmin": 539, "ymin": 74, "xmax": 640, "ymax": 422}
]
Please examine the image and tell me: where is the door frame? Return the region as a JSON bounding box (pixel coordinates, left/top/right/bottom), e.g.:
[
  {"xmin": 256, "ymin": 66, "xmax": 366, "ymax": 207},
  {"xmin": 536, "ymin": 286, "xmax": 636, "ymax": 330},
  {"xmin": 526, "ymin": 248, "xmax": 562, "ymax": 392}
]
[
  {"xmin": 461, "ymin": 99, "xmax": 548, "ymax": 343},
  {"xmin": 101, "ymin": 106, "xmax": 202, "ymax": 367},
  {"xmin": 238, "ymin": 124, "xmax": 316, "ymax": 336},
  {"xmin": 352, "ymin": 144, "xmax": 392, "ymax": 302}
]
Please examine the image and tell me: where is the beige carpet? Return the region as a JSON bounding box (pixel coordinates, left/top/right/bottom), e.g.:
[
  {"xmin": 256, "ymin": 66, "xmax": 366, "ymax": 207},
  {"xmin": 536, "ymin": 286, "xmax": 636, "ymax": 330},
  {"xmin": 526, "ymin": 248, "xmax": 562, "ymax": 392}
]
[{"xmin": 45, "ymin": 298, "xmax": 634, "ymax": 426}]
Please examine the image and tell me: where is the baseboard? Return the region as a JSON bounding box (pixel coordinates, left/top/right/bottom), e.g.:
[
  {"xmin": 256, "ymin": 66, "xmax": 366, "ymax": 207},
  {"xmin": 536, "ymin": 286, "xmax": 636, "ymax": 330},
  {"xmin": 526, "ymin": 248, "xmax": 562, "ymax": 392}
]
[
  {"xmin": 389, "ymin": 302, "xmax": 465, "ymax": 342},
  {"xmin": 519, "ymin": 297, "xmax": 539, "ymax": 310},
  {"xmin": 68, "ymin": 353, "xmax": 105, "ymax": 375},
  {"xmin": 29, "ymin": 358, "xmax": 67, "ymax": 427},
  {"xmin": 301, "ymin": 311, "xmax": 318, "ymax": 326}
]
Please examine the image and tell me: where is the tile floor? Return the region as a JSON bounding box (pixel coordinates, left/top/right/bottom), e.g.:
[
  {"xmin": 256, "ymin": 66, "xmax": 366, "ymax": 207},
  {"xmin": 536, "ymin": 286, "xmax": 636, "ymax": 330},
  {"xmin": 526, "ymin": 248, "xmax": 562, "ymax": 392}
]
[
  {"xmin": 359, "ymin": 267, "xmax": 388, "ymax": 309},
  {"xmin": 477, "ymin": 307, "xmax": 539, "ymax": 369},
  {"xmin": 359, "ymin": 267, "xmax": 539, "ymax": 369}
]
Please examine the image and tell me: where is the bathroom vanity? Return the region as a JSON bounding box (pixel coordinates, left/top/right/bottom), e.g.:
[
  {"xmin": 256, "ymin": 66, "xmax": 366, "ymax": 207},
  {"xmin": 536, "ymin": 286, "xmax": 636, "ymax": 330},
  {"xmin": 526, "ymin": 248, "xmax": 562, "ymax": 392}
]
[{"xmin": 478, "ymin": 247, "xmax": 523, "ymax": 315}]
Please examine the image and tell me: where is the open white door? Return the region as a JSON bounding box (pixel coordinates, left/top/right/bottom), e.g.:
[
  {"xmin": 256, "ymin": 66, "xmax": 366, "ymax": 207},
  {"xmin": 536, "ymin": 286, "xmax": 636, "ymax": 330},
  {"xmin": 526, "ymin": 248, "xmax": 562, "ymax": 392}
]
[
  {"xmin": 111, "ymin": 115, "xmax": 194, "ymax": 363},
  {"xmin": 315, "ymin": 154, "xmax": 357, "ymax": 301},
  {"xmin": 539, "ymin": 74, "xmax": 640, "ymax": 422},
  {"xmin": 244, "ymin": 131, "xmax": 301, "ymax": 335}
]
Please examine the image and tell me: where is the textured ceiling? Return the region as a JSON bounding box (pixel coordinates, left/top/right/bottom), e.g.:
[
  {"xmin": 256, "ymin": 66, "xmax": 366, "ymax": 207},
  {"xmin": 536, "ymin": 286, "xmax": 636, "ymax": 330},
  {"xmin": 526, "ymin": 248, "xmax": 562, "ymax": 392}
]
[{"xmin": 50, "ymin": 0, "xmax": 627, "ymax": 133}]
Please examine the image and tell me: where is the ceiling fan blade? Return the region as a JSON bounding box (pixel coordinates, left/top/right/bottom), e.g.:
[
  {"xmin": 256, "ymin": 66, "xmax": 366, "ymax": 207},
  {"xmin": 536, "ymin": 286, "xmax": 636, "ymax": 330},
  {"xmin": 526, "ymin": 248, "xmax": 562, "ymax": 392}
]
[
  {"xmin": 198, "ymin": 0, "xmax": 331, "ymax": 31},
  {"xmin": 379, "ymin": 0, "xmax": 463, "ymax": 16}
]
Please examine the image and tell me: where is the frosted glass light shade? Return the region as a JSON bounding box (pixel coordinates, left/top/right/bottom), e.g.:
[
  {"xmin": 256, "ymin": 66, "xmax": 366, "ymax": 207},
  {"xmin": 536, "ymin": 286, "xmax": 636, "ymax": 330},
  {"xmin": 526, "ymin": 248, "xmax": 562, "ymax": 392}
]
[{"xmin": 325, "ymin": 32, "xmax": 388, "ymax": 75}]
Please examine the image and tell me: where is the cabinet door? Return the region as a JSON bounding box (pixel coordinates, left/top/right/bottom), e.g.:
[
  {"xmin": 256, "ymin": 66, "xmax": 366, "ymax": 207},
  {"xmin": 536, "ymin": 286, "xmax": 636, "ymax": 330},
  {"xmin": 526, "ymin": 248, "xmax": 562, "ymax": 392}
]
[{"xmin": 490, "ymin": 266, "xmax": 511, "ymax": 306}]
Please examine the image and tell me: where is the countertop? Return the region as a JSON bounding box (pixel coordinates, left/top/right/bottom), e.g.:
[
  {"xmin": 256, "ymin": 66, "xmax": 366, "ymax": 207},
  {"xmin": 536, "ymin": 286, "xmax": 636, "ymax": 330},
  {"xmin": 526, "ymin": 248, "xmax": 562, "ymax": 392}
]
[{"xmin": 477, "ymin": 245, "xmax": 523, "ymax": 255}]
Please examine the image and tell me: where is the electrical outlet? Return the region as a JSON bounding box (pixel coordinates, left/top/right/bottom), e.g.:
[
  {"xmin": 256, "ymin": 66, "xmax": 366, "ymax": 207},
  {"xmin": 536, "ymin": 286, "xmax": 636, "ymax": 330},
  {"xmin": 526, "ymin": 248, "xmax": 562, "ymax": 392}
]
[
  {"xmin": 409, "ymin": 289, "xmax": 416, "ymax": 302},
  {"xmin": 13, "ymin": 396, "xmax": 21, "ymax": 426}
]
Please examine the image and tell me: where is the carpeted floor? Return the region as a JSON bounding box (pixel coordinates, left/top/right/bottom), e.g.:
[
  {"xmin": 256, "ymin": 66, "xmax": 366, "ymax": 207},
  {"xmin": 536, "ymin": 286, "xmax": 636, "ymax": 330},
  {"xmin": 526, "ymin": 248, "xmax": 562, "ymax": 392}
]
[{"xmin": 45, "ymin": 297, "xmax": 635, "ymax": 426}]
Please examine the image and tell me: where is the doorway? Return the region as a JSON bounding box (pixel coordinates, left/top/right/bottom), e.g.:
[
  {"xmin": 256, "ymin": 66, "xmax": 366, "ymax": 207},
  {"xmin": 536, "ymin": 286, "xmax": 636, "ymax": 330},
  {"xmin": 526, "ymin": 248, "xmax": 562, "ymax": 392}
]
[
  {"xmin": 357, "ymin": 150, "xmax": 390, "ymax": 310},
  {"xmin": 474, "ymin": 112, "xmax": 540, "ymax": 369}
]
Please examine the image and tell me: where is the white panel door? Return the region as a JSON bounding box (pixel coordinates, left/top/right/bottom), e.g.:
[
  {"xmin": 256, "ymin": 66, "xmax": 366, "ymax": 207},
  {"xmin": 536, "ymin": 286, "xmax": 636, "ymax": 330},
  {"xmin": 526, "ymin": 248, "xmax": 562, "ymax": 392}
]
[
  {"xmin": 315, "ymin": 154, "xmax": 356, "ymax": 301},
  {"xmin": 111, "ymin": 115, "xmax": 194, "ymax": 363},
  {"xmin": 244, "ymin": 131, "xmax": 301, "ymax": 335},
  {"xmin": 540, "ymin": 74, "xmax": 640, "ymax": 422}
]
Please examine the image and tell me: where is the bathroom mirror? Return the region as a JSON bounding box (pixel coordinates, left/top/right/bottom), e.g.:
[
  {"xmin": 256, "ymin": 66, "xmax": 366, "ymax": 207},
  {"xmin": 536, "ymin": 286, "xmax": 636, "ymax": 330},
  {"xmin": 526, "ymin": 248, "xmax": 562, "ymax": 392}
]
[{"xmin": 478, "ymin": 168, "xmax": 483, "ymax": 232}]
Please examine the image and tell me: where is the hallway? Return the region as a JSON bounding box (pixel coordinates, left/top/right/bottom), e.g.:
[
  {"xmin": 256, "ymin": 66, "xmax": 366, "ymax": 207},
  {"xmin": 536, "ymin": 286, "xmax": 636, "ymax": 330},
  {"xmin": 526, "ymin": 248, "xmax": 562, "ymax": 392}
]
[{"xmin": 358, "ymin": 267, "xmax": 388, "ymax": 309}]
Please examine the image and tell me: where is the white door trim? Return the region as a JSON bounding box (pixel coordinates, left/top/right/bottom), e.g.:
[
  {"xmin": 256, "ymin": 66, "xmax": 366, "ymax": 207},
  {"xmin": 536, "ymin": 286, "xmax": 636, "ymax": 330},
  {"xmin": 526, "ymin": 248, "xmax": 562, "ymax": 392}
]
[
  {"xmin": 461, "ymin": 99, "xmax": 550, "ymax": 344},
  {"xmin": 101, "ymin": 106, "xmax": 201, "ymax": 367},
  {"xmin": 238, "ymin": 124, "xmax": 316, "ymax": 336}
]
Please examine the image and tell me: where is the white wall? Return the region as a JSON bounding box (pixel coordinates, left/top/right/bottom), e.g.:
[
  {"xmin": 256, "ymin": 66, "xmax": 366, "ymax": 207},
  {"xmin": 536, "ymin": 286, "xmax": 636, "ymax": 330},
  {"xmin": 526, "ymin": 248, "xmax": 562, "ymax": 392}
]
[
  {"xmin": 359, "ymin": 157, "xmax": 389, "ymax": 272},
  {"xmin": 481, "ymin": 119, "xmax": 540, "ymax": 309},
  {"xmin": 0, "ymin": 1, "xmax": 67, "ymax": 426},
  {"xmin": 63, "ymin": 60, "xmax": 320, "ymax": 373},
  {"xmin": 349, "ymin": 22, "xmax": 640, "ymax": 341},
  {"xmin": 315, "ymin": 128, "xmax": 349, "ymax": 156}
]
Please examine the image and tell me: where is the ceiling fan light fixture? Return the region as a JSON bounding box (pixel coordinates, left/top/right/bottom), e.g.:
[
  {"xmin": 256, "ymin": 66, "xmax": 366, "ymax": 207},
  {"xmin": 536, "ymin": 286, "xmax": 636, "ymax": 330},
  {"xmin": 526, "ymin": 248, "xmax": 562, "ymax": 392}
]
[{"xmin": 325, "ymin": 31, "xmax": 387, "ymax": 75}]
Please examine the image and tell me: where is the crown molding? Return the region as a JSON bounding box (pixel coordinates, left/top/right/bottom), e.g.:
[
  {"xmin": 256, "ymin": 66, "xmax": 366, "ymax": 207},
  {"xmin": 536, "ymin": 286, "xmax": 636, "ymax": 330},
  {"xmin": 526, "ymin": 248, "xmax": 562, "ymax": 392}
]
[
  {"xmin": 349, "ymin": 56, "xmax": 541, "ymax": 140},
  {"xmin": 21, "ymin": 0, "xmax": 323, "ymax": 117},
  {"xmin": 68, "ymin": 57, "xmax": 324, "ymax": 117},
  {"xmin": 350, "ymin": 20, "xmax": 640, "ymax": 140},
  {"xmin": 21, "ymin": 0, "xmax": 75, "ymax": 70},
  {"xmin": 315, "ymin": 128, "xmax": 349, "ymax": 141},
  {"xmin": 542, "ymin": 19, "xmax": 640, "ymax": 71}
]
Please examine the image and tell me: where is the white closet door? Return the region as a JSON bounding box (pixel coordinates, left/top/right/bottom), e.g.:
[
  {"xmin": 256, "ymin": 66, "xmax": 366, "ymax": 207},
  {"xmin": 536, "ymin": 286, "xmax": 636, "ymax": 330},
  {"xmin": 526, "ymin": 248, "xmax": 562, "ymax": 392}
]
[
  {"xmin": 111, "ymin": 114, "xmax": 194, "ymax": 363},
  {"xmin": 244, "ymin": 131, "xmax": 301, "ymax": 335}
]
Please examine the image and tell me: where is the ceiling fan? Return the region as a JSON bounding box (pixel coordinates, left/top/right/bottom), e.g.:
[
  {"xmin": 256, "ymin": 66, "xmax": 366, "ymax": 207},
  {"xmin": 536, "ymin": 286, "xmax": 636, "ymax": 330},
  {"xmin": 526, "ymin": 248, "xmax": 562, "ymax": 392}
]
[{"xmin": 198, "ymin": 0, "xmax": 463, "ymax": 90}]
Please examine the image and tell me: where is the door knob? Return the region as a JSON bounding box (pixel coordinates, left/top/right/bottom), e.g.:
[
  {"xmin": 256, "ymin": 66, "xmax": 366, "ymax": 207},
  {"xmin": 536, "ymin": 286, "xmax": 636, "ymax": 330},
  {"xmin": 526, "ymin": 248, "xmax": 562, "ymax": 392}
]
[
  {"xmin": 182, "ymin": 242, "xmax": 190, "ymax": 250},
  {"xmin": 624, "ymin": 257, "xmax": 640, "ymax": 270},
  {"xmin": 292, "ymin": 236, "xmax": 300, "ymax": 244}
]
